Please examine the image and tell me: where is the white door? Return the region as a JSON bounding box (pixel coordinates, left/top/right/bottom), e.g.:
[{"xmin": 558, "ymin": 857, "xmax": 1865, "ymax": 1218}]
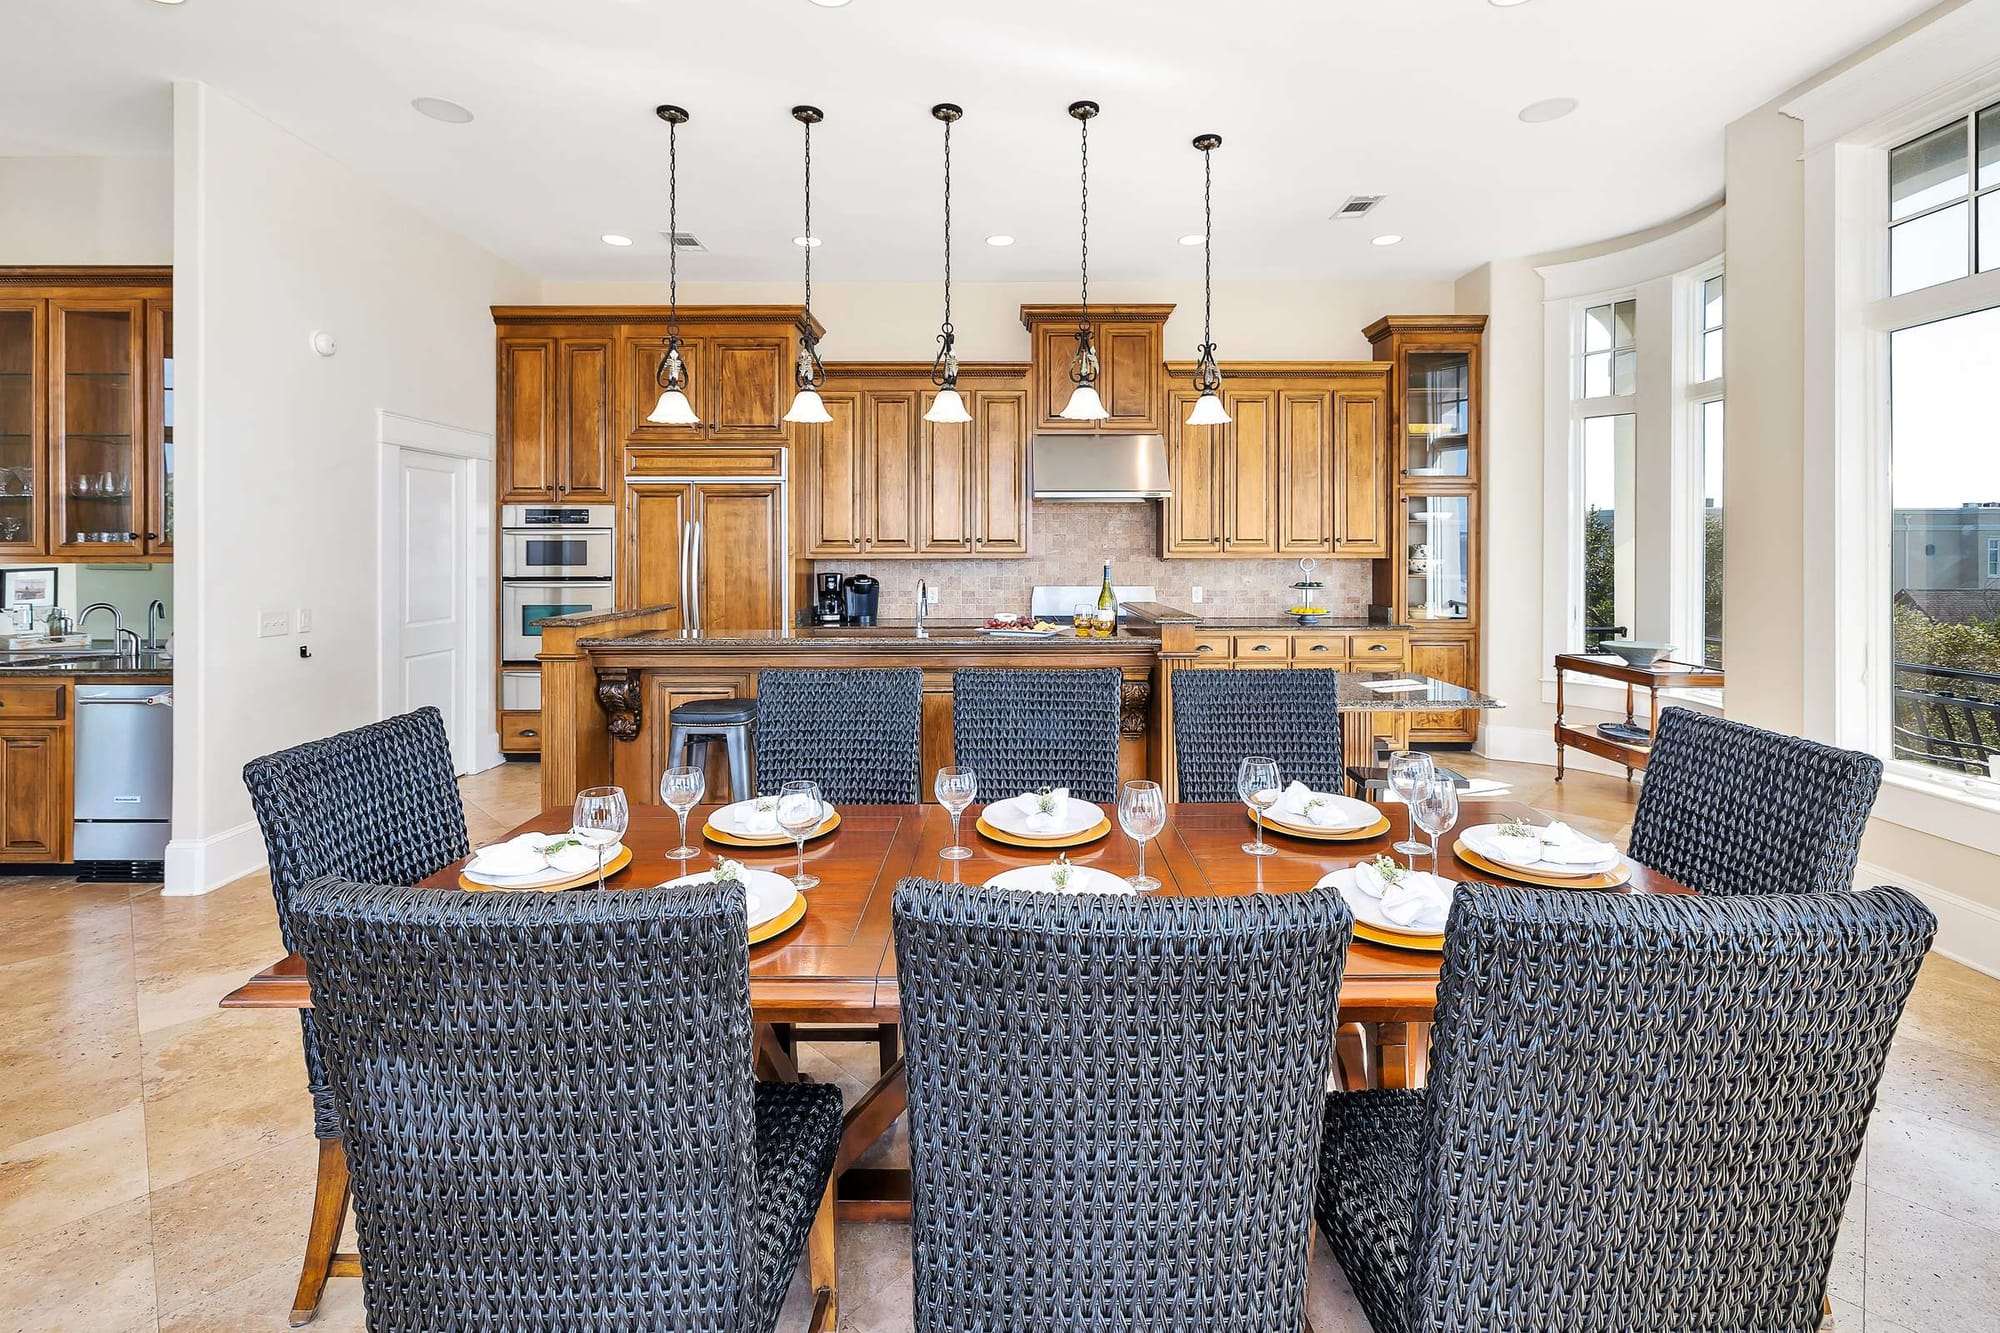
[{"xmin": 387, "ymin": 448, "xmax": 470, "ymax": 772}]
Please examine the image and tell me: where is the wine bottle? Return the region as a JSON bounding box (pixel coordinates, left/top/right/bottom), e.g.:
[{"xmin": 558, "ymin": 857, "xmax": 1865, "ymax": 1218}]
[{"xmin": 1096, "ymin": 562, "xmax": 1117, "ymax": 634}]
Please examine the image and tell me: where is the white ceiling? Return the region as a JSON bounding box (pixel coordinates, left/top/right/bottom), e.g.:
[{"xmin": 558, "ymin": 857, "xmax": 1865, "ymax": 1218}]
[{"xmin": 0, "ymin": 0, "xmax": 1943, "ymax": 283}]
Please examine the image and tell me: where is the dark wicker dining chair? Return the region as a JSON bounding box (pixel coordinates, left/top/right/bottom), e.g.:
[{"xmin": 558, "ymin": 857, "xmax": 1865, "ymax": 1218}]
[
  {"xmin": 1629, "ymin": 707, "xmax": 1883, "ymax": 896},
  {"xmin": 950, "ymin": 667, "xmax": 1123, "ymax": 801},
  {"xmin": 241, "ymin": 706, "xmax": 469, "ymax": 1325},
  {"xmin": 755, "ymin": 667, "xmax": 923, "ymax": 804},
  {"xmin": 1171, "ymin": 667, "xmax": 1344, "ymax": 801},
  {"xmin": 290, "ymin": 878, "xmax": 844, "ymax": 1333},
  {"xmin": 893, "ymin": 876, "xmax": 1353, "ymax": 1331},
  {"xmin": 1317, "ymin": 881, "xmax": 1936, "ymax": 1333}
]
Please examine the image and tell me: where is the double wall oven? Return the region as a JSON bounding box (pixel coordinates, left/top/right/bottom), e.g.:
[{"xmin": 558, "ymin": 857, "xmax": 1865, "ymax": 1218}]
[{"xmin": 500, "ymin": 504, "xmax": 615, "ymax": 664}]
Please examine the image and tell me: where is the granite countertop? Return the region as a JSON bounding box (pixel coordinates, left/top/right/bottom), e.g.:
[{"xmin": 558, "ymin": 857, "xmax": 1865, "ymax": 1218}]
[
  {"xmin": 1331, "ymin": 671, "xmax": 1503, "ymax": 712},
  {"xmin": 583, "ymin": 622, "xmax": 1160, "ymax": 650},
  {"xmin": 536, "ymin": 603, "xmax": 676, "ymax": 629},
  {"xmin": 1119, "ymin": 602, "xmax": 1406, "ymax": 632},
  {"xmin": 0, "ymin": 648, "xmax": 175, "ymax": 681}
]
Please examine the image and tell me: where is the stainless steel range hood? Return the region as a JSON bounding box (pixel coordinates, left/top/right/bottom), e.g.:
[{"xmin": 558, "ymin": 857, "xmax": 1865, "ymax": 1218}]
[{"xmin": 1031, "ymin": 433, "xmax": 1171, "ymax": 502}]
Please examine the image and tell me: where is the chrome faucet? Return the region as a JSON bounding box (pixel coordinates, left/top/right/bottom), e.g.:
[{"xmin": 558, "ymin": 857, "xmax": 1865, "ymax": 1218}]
[
  {"xmin": 78, "ymin": 603, "xmax": 140, "ymax": 662},
  {"xmin": 915, "ymin": 580, "xmax": 930, "ymax": 640},
  {"xmin": 146, "ymin": 598, "xmax": 167, "ymax": 650}
]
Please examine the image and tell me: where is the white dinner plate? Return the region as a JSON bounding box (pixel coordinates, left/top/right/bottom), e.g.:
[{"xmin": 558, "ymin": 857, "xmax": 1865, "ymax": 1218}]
[
  {"xmin": 1260, "ymin": 792, "xmax": 1379, "ymax": 834},
  {"xmin": 985, "ymin": 864, "xmax": 1135, "ymax": 895},
  {"xmin": 660, "ymin": 867, "xmax": 799, "ymax": 928},
  {"xmin": 1317, "ymin": 867, "xmax": 1455, "ymax": 937},
  {"xmin": 1457, "ymin": 823, "xmax": 1623, "ymax": 878},
  {"xmin": 709, "ymin": 796, "xmax": 834, "ymax": 839},
  {"xmin": 463, "ymin": 842, "xmax": 625, "ymax": 889},
  {"xmin": 981, "ymin": 796, "xmax": 1106, "ymax": 839}
]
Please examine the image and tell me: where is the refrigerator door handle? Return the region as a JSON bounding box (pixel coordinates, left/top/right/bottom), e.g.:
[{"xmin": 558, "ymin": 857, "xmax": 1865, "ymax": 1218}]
[
  {"xmin": 690, "ymin": 519, "xmax": 703, "ymax": 634},
  {"xmin": 678, "ymin": 518, "xmax": 692, "ymax": 632}
]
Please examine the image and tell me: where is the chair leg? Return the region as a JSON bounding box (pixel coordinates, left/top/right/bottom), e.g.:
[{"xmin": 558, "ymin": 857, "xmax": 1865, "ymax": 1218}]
[
  {"xmin": 726, "ymin": 723, "xmax": 754, "ymax": 802},
  {"xmin": 807, "ymin": 1175, "xmax": 838, "ymax": 1331},
  {"xmin": 290, "ymin": 1138, "xmax": 352, "ymax": 1326},
  {"xmin": 1334, "ymin": 1022, "xmax": 1370, "ymax": 1092},
  {"xmin": 1377, "ymin": 1022, "xmax": 1432, "ymax": 1090},
  {"xmin": 876, "ymin": 1022, "xmax": 900, "ymax": 1075}
]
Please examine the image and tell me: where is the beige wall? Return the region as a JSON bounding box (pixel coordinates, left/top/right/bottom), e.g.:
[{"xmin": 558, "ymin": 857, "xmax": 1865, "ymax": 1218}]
[
  {"xmin": 169, "ymin": 82, "xmax": 538, "ymax": 894},
  {"xmin": 539, "ymin": 278, "xmax": 1454, "ymax": 363},
  {"xmin": 1720, "ymin": 108, "xmax": 1809, "ymax": 735},
  {"xmin": 0, "ymin": 157, "xmax": 172, "ymax": 265}
]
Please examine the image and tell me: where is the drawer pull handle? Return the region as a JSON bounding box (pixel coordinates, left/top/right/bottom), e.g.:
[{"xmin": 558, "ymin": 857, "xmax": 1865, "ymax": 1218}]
[
  {"xmin": 520, "ymin": 729, "xmax": 538, "ymax": 738},
  {"xmin": 1367, "ymin": 643, "xmax": 1388, "ymax": 652},
  {"xmin": 1195, "ymin": 644, "xmax": 1214, "ymax": 653},
  {"xmin": 1309, "ymin": 644, "xmax": 1330, "ymax": 653},
  {"xmin": 1251, "ymin": 644, "xmax": 1273, "ymax": 652}
]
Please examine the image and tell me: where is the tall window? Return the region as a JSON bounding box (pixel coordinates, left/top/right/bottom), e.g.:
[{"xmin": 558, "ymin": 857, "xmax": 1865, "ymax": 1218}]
[
  {"xmin": 1888, "ymin": 306, "xmax": 2000, "ymax": 779},
  {"xmin": 1578, "ymin": 298, "xmax": 1637, "ymax": 651},
  {"xmin": 1888, "ymin": 100, "xmax": 2000, "ymax": 295},
  {"xmin": 1691, "ymin": 273, "xmax": 1725, "ymax": 666}
]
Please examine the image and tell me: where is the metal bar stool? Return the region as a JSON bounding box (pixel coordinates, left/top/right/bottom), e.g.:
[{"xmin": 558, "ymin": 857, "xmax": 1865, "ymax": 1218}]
[{"xmin": 666, "ymin": 698, "xmax": 756, "ymax": 802}]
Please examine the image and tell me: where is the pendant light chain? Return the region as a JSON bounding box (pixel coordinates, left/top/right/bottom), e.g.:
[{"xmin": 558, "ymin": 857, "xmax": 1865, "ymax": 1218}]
[
  {"xmin": 789, "ymin": 105, "xmax": 827, "ymax": 402},
  {"xmin": 1078, "ymin": 109, "xmax": 1090, "ymax": 332},
  {"xmin": 941, "ymin": 113, "xmax": 953, "ymax": 339},
  {"xmin": 1202, "ymin": 143, "xmax": 1213, "ymax": 356},
  {"xmin": 802, "ymin": 115, "xmax": 813, "ymax": 321},
  {"xmin": 668, "ymin": 114, "xmax": 681, "ymax": 345}
]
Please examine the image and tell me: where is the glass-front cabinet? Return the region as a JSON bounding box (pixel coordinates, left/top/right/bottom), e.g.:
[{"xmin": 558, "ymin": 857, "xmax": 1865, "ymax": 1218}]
[
  {"xmin": 0, "ymin": 273, "xmax": 172, "ymax": 564},
  {"xmin": 1404, "ymin": 350, "xmax": 1472, "ymax": 478},
  {"xmin": 1402, "ymin": 495, "xmax": 1472, "ymax": 623},
  {"xmin": 0, "ymin": 302, "xmax": 44, "ymax": 555},
  {"xmin": 52, "ymin": 300, "xmax": 146, "ymax": 556}
]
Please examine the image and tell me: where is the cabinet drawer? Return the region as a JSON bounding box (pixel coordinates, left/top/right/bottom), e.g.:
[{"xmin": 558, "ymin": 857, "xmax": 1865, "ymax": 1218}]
[
  {"xmin": 500, "ymin": 710, "xmax": 542, "ymax": 752},
  {"xmin": 625, "ymin": 446, "xmax": 785, "ymax": 479},
  {"xmin": 1233, "ymin": 635, "xmax": 1292, "ymax": 660},
  {"xmin": 0, "ymin": 683, "xmax": 65, "ymax": 720},
  {"xmin": 1187, "ymin": 633, "xmax": 1235, "ymax": 661},
  {"xmin": 1290, "ymin": 633, "xmax": 1349, "ymax": 661},
  {"xmin": 1350, "ymin": 633, "xmax": 1409, "ymax": 663}
]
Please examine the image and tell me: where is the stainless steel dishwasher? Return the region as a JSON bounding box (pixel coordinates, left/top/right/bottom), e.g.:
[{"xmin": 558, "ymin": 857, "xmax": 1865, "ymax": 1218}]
[{"xmin": 73, "ymin": 684, "xmax": 173, "ymax": 868}]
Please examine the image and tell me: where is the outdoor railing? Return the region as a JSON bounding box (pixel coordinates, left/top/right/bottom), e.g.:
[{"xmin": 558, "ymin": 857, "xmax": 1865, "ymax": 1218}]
[{"xmin": 1893, "ymin": 661, "xmax": 2000, "ymax": 776}]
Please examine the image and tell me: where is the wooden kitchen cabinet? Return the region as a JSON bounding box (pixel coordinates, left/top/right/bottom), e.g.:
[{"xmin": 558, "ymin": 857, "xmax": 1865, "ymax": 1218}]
[
  {"xmin": 51, "ymin": 297, "xmax": 147, "ymax": 557},
  {"xmin": 0, "ymin": 722, "xmax": 70, "ymax": 862},
  {"xmin": 623, "ymin": 480, "xmax": 785, "ymax": 636},
  {"xmin": 803, "ymin": 367, "xmax": 1031, "ymax": 560},
  {"xmin": 615, "ymin": 326, "xmax": 795, "ymax": 446},
  {"xmin": 1163, "ymin": 363, "xmax": 1391, "ymax": 560},
  {"xmin": 0, "ymin": 298, "xmax": 46, "ymax": 557},
  {"xmin": 498, "ymin": 337, "xmax": 557, "ymax": 499},
  {"xmin": 1409, "ymin": 634, "xmax": 1478, "ymax": 744},
  {"xmin": 497, "ymin": 332, "xmax": 617, "ymax": 503},
  {"xmin": 1021, "ymin": 304, "xmax": 1170, "ymax": 435},
  {"xmin": 145, "ymin": 300, "xmax": 173, "ymax": 554}
]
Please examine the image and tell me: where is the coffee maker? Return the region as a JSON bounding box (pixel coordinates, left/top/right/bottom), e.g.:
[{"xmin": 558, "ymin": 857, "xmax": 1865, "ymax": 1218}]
[
  {"xmin": 814, "ymin": 572, "xmax": 846, "ymax": 627},
  {"xmin": 842, "ymin": 574, "xmax": 880, "ymax": 626}
]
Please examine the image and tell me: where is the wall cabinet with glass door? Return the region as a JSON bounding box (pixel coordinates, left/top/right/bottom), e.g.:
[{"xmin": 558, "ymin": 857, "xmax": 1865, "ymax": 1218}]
[
  {"xmin": 0, "ymin": 270, "xmax": 173, "ymax": 562},
  {"xmin": 1367, "ymin": 316, "xmax": 1487, "ymax": 745}
]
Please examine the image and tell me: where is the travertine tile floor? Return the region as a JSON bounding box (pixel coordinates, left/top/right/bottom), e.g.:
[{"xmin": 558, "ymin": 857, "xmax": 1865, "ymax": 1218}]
[{"xmin": 1, "ymin": 755, "xmax": 1994, "ymax": 1331}]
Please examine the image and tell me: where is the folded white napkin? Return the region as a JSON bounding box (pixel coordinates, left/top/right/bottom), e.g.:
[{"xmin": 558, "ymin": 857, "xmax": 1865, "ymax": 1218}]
[
  {"xmin": 739, "ymin": 797, "xmax": 781, "ymax": 835},
  {"xmin": 1535, "ymin": 821, "xmax": 1620, "ymax": 866},
  {"xmin": 1277, "ymin": 780, "xmax": 1348, "ymax": 828},
  {"xmin": 1353, "ymin": 858, "xmax": 1454, "ymax": 928},
  {"xmin": 472, "ymin": 832, "xmax": 600, "ymax": 878},
  {"xmin": 1014, "ymin": 787, "xmax": 1072, "ymax": 832}
]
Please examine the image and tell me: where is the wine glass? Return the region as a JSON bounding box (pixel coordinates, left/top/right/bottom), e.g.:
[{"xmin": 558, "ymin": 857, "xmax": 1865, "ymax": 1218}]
[
  {"xmin": 1118, "ymin": 780, "xmax": 1167, "ymax": 891},
  {"xmin": 659, "ymin": 764, "xmax": 704, "ymax": 861},
  {"xmin": 935, "ymin": 765, "xmax": 977, "ymax": 861},
  {"xmin": 1410, "ymin": 775, "xmax": 1461, "ymax": 875},
  {"xmin": 777, "ymin": 780, "xmax": 824, "ymax": 890},
  {"xmin": 1387, "ymin": 750, "xmax": 1436, "ymax": 864},
  {"xmin": 1238, "ymin": 756, "xmax": 1282, "ymax": 857},
  {"xmin": 572, "ymin": 785, "xmax": 629, "ymax": 889}
]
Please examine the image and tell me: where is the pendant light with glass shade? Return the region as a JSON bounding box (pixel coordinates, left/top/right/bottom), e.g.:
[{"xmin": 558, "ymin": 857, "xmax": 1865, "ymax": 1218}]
[
  {"xmin": 923, "ymin": 103, "xmax": 972, "ymax": 426},
  {"xmin": 782, "ymin": 105, "xmax": 833, "ymax": 425},
  {"xmin": 1185, "ymin": 132, "xmax": 1231, "ymax": 426},
  {"xmin": 646, "ymin": 104, "xmax": 701, "ymax": 427},
  {"xmin": 1057, "ymin": 100, "xmax": 1108, "ymax": 422}
]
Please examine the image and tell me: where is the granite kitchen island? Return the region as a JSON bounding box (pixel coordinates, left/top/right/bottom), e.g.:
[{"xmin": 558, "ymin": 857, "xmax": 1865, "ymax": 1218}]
[{"xmin": 534, "ymin": 605, "xmax": 1500, "ymax": 806}]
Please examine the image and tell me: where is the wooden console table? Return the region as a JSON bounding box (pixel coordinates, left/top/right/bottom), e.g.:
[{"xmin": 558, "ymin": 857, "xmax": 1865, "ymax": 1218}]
[{"xmin": 1553, "ymin": 653, "xmax": 1724, "ymax": 780}]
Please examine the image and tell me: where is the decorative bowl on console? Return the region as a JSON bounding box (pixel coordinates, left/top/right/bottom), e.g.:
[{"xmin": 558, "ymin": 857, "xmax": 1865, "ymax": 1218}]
[{"xmin": 1597, "ymin": 639, "xmax": 1674, "ymax": 667}]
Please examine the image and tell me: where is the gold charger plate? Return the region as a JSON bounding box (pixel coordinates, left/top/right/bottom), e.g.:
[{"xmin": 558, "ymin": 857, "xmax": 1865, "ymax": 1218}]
[
  {"xmin": 747, "ymin": 893, "xmax": 807, "ymax": 945},
  {"xmin": 1253, "ymin": 811, "xmax": 1393, "ymax": 842},
  {"xmin": 1453, "ymin": 839, "xmax": 1629, "ymax": 889},
  {"xmin": 974, "ymin": 812, "xmax": 1113, "ymax": 849},
  {"xmin": 1352, "ymin": 920, "xmax": 1445, "ymax": 953},
  {"xmin": 459, "ymin": 844, "xmax": 633, "ymax": 892},
  {"xmin": 704, "ymin": 808, "xmax": 844, "ymax": 848}
]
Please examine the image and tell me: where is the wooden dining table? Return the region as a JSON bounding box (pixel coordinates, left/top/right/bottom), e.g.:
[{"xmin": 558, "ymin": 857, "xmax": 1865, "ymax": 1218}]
[{"xmin": 222, "ymin": 799, "xmax": 1690, "ymax": 1220}]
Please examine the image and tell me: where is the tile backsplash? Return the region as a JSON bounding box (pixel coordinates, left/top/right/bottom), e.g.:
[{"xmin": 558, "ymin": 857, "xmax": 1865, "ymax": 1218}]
[{"xmin": 813, "ymin": 502, "xmax": 1374, "ymax": 620}]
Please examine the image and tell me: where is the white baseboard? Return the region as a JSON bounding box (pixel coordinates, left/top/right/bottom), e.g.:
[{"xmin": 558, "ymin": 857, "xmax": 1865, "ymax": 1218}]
[
  {"xmin": 163, "ymin": 819, "xmax": 267, "ymax": 897},
  {"xmin": 1477, "ymin": 722, "xmax": 1637, "ymax": 780},
  {"xmin": 1858, "ymin": 858, "xmax": 2000, "ymax": 980}
]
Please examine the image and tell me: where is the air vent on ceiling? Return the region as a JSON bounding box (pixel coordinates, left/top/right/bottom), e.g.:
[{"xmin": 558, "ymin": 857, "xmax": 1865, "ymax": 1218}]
[
  {"xmin": 1331, "ymin": 195, "xmax": 1385, "ymax": 220},
  {"xmin": 658, "ymin": 230, "xmax": 707, "ymax": 251}
]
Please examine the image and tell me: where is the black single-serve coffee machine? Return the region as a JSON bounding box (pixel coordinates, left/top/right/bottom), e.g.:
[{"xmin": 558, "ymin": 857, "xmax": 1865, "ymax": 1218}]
[
  {"xmin": 814, "ymin": 572, "xmax": 846, "ymax": 627},
  {"xmin": 842, "ymin": 574, "xmax": 880, "ymax": 626}
]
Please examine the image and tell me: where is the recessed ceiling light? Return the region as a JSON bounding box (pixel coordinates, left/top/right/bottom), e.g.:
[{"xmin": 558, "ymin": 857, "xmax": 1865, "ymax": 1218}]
[
  {"xmin": 808, "ymin": 0, "xmax": 852, "ymax": 6},
  {"xmin": 1178, "ymin": 234, "xmax": 1204, "ymax": 246},
  {"xmin": 1489, "ymin": 0, "xmax": 1533, "ymax": 7},
  {"xmin": 1518, "ymin": 97, "xmax": 1579, "ymax": 124},
  {"xmin": 601, "ymin": 234, "xmax": 633, "ymax": 247},
  {"xmin": 1372, "ymin": 234, "xmax": 1403, "ymax": 247},
  {"xmin": 411, "ymin": 97, "xmax": 474, "ymax": 124},
  {"xmin": 149, "ymin": 0, "xmax": 187, "ymax": 6},
  {"xmin": 985, "ymin": 234, "xmax": 1015, "ymax": 247},
  {"xmin": 792, "ymin": 235, "xmax": 822, "ymax": 248}
]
